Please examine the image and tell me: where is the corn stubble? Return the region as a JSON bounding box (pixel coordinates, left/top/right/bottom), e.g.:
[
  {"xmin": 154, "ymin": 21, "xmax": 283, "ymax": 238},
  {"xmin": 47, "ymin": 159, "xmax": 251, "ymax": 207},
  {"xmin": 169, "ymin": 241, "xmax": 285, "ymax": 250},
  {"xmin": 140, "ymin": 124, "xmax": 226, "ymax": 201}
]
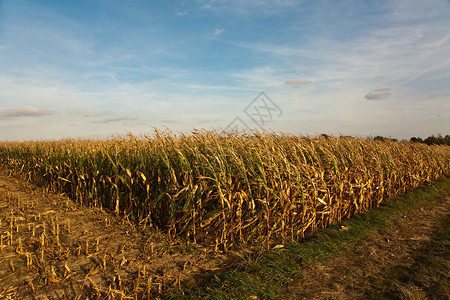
[
  {"xmin": 1, "ymin": 131, "xmax": 449, "ymax": 250},
  {"xmin": 0, "ymin": 190, "xmax": 172, "ymax": 299}
]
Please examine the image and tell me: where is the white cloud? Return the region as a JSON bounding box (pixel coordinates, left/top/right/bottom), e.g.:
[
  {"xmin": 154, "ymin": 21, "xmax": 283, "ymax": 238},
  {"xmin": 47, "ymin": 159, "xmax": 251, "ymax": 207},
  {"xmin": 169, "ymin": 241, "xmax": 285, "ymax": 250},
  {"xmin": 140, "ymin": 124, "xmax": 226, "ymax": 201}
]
[
  {"xmin": 214, "ymin": 28, "xmax": 225, "ymax": 36},
  {"xmin": 0, "ymin": 73, "xmax": 94, "ymax": 110},
  {"xmin": 232, "ymin": 66, "xmax": 292, "ymax": 89},
  {"xmin": 222, "ymin": 0, "xmax": 450, "ymax": 96},
  {"xmin": 0, "ymin": 106, "xmax": 56, "ymax": 118},
  {"xmin": 175, "ymin": 11, "xmax": 188, "ymax": 16},
  {"xmin": 0, "ymin": 45, "xmax": 5, "ymax": 50}
]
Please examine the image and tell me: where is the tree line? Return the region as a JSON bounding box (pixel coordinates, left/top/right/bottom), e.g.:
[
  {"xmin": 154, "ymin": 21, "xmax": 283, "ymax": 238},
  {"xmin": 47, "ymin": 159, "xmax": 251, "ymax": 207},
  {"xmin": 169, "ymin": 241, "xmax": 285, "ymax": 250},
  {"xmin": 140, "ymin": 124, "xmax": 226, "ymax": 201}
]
[
  {"xmin": 410, "ymin": 134, "xmax": 450, "ymax": 146},
  {"xmin": 371, "ymin": 134, "xmax": 450, "ymax": 146}
]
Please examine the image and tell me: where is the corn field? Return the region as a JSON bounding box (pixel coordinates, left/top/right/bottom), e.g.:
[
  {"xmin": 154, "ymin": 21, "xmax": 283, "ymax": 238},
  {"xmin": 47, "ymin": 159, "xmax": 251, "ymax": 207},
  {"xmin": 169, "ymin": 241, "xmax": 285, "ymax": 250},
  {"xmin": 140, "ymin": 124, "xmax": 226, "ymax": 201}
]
[{"xmin": 1, "ymin": 131, "xmax": 449, "ymax": 250}]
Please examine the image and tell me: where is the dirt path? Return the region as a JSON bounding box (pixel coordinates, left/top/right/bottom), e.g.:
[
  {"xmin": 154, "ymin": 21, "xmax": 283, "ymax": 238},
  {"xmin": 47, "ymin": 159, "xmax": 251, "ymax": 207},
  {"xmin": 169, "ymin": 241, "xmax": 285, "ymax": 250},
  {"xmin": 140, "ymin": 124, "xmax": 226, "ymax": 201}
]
[
  {"xmin": 0, "ymin": 173, "xmax": 220, "ymax": 299},
  {"xmin": 286, "ymin": 194, "xmax": 450, "ymax": 299}
]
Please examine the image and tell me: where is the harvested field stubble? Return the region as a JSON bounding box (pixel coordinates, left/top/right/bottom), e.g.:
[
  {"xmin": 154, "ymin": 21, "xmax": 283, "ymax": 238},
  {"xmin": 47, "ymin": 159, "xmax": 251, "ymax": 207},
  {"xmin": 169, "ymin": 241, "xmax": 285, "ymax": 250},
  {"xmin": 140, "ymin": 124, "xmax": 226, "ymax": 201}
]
[
  {"xmin": 1, "ymin": 131, "xmax": 449, "ymax": 249},
  {"xmin": 0, "ymin": 175, "xmax": 215, "ymax": 299}
]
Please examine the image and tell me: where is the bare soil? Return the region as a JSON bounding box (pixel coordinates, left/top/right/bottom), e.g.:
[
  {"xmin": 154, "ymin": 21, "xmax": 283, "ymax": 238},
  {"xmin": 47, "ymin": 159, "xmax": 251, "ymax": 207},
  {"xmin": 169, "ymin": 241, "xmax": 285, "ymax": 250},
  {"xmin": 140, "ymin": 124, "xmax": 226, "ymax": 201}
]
[
  {"xmin": 286, "ymin": 194, "xmax": 450, "ymax": 299},
  {"xmin": 0, "ymin": 173, "xmax": 222, "ymax": 299}
]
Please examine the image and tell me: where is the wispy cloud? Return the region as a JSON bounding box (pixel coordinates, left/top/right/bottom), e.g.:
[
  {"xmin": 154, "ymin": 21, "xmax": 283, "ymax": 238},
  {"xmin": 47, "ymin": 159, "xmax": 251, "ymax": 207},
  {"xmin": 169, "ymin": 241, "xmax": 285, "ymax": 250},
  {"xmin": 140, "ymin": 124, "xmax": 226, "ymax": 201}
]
[
  {"xmin": 214, "ymin": 28, "xmax": 225, "ymax": 36},
  {"xmin": 285, "ymin": 79, "xmax": 312, "ymax": 86},
  {"xmin": 365, "ymin": 88, "xmax": 392, "ymax": 100},
  {"xmin": 424, "ymin": 92, "xmax": 450, "ymax": 100},
  {"xmin": 68, "ymin": 110, "xmax": 105, "ymax": 118},
  {"xmin": 232, "ymin": 66, "xmax": 285, "ymax": 88},
  {"xmin": 196, "ymin": 118, "xmax": 222, "ymax": 124},
  {"xmin": 0, "ymin": 106, "xmax": 56, "ymax": 118},
  {"xmin": 82, "ymin": 113, "xmax": 104, "ymax": 118},
  {"xmin": 199, "ymin": 0, "xmax": 296, "ymax": 15},
  {"xmin": 91, "ymin": 117, "xmax": 138, "ymax": 124},
  {"xmin": 175, "ymin": 11, "xmax": 188, "ymax": 16},
  {"xmin": 160, "ymin": 119, "xmax": 180, "ymax": 124},
  {"xmin": 220, "ymin": 40, "xmax": 309, "ymax": 57},
  {"xmin": 0, "ymin": 45, "xmax": 5, "ymax": 50}
]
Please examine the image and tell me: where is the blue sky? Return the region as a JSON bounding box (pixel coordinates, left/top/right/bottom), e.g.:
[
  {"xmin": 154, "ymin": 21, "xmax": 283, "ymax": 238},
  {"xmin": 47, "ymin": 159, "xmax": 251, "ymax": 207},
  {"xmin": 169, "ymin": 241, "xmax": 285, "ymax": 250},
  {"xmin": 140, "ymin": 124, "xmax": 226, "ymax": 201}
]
[{"xmin": 0, "ymin": 0, "xmax": 449, "ymax": 140}]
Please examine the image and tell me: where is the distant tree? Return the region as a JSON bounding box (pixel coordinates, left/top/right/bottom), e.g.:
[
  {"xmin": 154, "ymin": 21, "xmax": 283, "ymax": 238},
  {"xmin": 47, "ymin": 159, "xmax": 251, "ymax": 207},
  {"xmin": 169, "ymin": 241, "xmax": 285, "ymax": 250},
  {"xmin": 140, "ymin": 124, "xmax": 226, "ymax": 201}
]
[
  {"xmin": 373, "ymin": 136, "xmax": 386, "ymax": 142},
  {"xmin": 424, "ymin": 135, "xmax": 437, "ymax": 145},
  {"xmin": 410, "ymin": 134, "xmax": 449, "ymax": 146},
  {"xmin": 410, "ymin": 137, "xmax": 423, "ymax": 143},
  {"xmin": 445, "ymin": 135, "xmax": 450, "ymax": 146},
  {"xmin": 424, "ymin": 134, "xmax": 448, "ymax": 145},
  {"xmin": 373, "ymin": 136, "xmax": 397, "ymax": 142}
]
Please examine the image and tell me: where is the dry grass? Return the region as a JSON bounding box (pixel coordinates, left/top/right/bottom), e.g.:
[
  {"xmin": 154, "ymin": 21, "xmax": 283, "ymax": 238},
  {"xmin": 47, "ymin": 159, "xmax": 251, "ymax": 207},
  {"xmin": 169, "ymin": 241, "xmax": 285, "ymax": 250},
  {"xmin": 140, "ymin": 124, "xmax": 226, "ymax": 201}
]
[
  {"xmin": 397, "ymin": 283, "xmax": 427, "ymax": 300},
  {"xmin": 1, "ymin": 130, "xmax": 449, "ymax": 250}
]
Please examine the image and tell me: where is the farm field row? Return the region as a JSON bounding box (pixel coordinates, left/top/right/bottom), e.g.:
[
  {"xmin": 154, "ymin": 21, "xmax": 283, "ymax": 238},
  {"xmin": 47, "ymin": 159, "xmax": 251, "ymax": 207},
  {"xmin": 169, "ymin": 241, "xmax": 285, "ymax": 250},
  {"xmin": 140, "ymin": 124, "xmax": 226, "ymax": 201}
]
[
  {"xmin": 1, "ymin": 167, "xmax": 449, "ymax": 299},
  {"xmin": 1, "ymin": 131, "xmax": 450, "ymax": 250}
]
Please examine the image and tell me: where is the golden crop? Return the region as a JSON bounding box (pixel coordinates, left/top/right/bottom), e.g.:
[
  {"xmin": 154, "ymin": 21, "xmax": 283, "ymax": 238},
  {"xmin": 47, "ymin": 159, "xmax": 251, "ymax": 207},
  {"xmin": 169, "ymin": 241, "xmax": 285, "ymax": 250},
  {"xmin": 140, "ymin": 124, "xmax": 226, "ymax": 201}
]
[{"xmin": 1, "ymin": 131, "xmax": 449, "ymax": 250}]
